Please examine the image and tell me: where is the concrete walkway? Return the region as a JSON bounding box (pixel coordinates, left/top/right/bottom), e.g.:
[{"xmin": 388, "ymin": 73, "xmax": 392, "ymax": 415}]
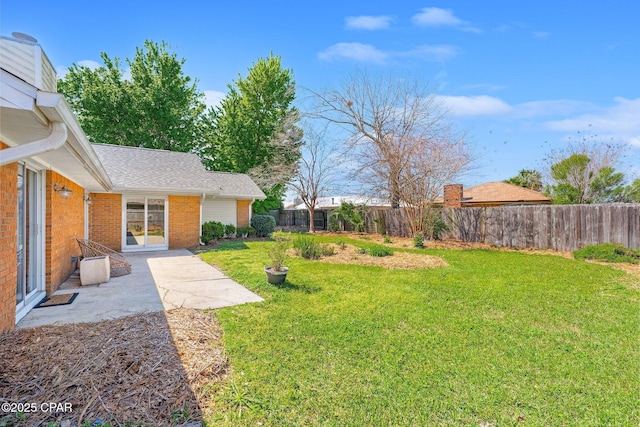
[{"xmin": 17, "ymin": 249, "xmax": 263, "ymax": 329}]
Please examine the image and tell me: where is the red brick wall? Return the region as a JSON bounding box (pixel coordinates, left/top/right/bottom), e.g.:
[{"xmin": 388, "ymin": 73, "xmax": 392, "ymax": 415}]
[
  {"xmin": 237, "ymin": 200, "xmax": 251, "ymax": 228},
  {"xmin": 0, "ymin": 142, "xmax": 18, "ymax": 332},
  {"xmin": 89, "ymin": 193, "xmax": 122, "ymax": 250},
  {"xmin": 168, "ymin": 196, "xmax": 200, "ymax": 249},
  {"xmin": 46, "ymin": 171, "xmax": 84, "ymax": 295}
]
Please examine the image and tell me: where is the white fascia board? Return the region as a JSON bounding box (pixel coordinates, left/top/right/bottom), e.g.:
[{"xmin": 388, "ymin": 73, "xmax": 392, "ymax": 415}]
[{"xmin": 36, "ymin": 91, "xmax": 113, "ymax": 191}]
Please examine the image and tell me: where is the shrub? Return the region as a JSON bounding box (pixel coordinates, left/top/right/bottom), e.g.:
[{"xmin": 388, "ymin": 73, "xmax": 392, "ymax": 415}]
[
  {"xmin": 424, "ymin": 210, "xmax": 449, "ymax": 240},
  {"xmin": 574, "ymin": 243, "xmax": 640, "ymax": 264},
  {"xmin": 202, "ymin": 221, "xmax": 225, "ymax": 244},
  {"xmin": 383, "ymin": 236, "xmax": 392, "ymax": 244},
  {"xmin": 293, "ymin": 235, "xmax": 319, "ymax": 259},
  {"xmin": 322, "ymin": 245, "xmax": 335, "ymax": 256},
  {"xmin": 413, "ymin": 233, "xmax": 424, "ymax": 249},
  {"xmin": 368, "ymin": 244, "xmax": 394, "ymax": 257},
  {"xmin": 224, "ymin": 223, "xmax": 236, "ymax": 238},
  {"xmin": 431, "ymin": 218, "xmax": 449, "ymax": 241},
  {"xmin": 330, "ymin": 202, "xmax": 366, "ymax": 232},
  {"xmin": 237, "ymin": 226, "xmax": 256, "ymax": 238},
  {"xmin": 293, "ymin": 235, "xmax": 334, "ymax": 259},
  {"xmin": 251, "ymin": 215, "xmax": 276, "ymax": 237}
]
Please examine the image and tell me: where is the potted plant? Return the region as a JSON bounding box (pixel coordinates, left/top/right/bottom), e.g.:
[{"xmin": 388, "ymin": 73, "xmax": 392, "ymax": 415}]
[{"xmin": 265, "ymin": 232, "xmax": 290, "ymax": 284}]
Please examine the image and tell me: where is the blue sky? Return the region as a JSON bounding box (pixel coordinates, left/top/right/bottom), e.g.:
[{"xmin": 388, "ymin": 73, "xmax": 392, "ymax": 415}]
[{"xmin": 2, "ymin": 0, "xmax": 639, "ymax": 188}]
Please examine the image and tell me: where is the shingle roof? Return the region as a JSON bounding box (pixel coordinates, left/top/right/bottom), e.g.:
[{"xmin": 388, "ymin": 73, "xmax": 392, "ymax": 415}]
[
  {"xmin": 462, "ymin": 182, "xmax": 551, "ymax": 204},
  {"xmin": 92, "ymin": 144, "xmax": 265, "ymax": 199}
]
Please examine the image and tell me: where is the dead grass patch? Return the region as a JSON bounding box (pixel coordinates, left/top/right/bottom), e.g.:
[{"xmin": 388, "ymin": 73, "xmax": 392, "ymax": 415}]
[
  {"xmin": 323, "ymin": 232, "xmax": 575, "ymax": 258},
  {"xmin": 291, "ymin": 243, "xmax": 448, "ymax": 270},
  {"xmin": 0, "ymin": 309, "xmax": 226, "ymax": 426}
]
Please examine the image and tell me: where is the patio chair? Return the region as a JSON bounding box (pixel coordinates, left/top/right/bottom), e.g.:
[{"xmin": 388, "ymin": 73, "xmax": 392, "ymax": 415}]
[{"xmin": 76, "ymin": 238, "xmax": 132, "ymax": 277}]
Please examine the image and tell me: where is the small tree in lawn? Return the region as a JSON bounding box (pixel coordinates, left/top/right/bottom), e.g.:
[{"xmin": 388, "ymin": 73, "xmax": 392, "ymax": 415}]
[{"xmin": 288, "ymin": 124, "xmax": 335, "ymax": 232}]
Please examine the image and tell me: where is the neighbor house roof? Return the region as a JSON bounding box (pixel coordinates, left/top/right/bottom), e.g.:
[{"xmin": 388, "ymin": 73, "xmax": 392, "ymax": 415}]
[
  {"xmin": 293, "ymin": 196, "xmax": 391, "ymax": 210},
  {"xmin": 92, "ymin": 144, "xmax": 265, "ymax": 199},
  {"xmin": 462, "ymin": 182, "xmax": 551, "ymax": 205}
]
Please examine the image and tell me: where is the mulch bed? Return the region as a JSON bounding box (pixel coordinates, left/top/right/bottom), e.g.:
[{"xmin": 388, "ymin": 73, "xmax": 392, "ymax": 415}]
[
  {"xmin": 0, "ymin": 309, "xmax": 227, "ymax": 426},
  {"xmin": 291, "ymin": 243, "xmax": 448, "ymax": 270}
]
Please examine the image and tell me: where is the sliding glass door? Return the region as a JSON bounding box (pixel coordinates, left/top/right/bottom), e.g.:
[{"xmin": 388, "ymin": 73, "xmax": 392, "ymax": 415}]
[
  {"xmin": 16, "ymin": 164, "xmax": 43, "ymax": 320},
  {"xmin": 124, "ymin": 196, "xmax": 167, "ymax": 250}
]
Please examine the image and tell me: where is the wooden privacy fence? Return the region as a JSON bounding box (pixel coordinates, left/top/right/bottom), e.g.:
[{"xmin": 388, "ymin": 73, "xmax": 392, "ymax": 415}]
[
  {"xmin": 442, "ymin": 204, "xmax": 640, "ymax": 251},
  {"xmin": 366, "ymin": 204, "xmax": 639, "ymax": 251}
]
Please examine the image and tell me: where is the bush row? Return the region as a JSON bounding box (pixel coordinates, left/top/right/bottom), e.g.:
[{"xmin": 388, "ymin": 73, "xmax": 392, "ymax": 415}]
[{"xmin": 201, "ymin": 221, "xmax": 255, "ymax": 244}]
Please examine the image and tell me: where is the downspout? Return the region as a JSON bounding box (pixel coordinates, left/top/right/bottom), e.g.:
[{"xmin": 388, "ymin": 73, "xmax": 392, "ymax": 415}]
[
  {"xmin": 199, "ymin": 193, "xmax": 206, "ymax": 245},
  {"xmin": 249, "ymin": 199, "xmax": 255, "ymax": 225},
  {"xmin": 0, "ymin": 122, "xmax": 67, "ymax": 166}
]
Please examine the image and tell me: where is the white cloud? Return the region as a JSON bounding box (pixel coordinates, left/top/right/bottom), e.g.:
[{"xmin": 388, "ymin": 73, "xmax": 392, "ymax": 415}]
[
  {"xmin": 345, "ymin": 15, "xmax": 393, "ymax": 30},
  {"xmin": 55, "ymin": 65, "xmax": 69, "ymax": 78},
  {"xmin": 318, "ymin": 43, "xmax": 460, "ymax": 64},
  {"xmin": 77, "ymin": 59, "xmax": 101, "ymax": 70},
  {"xmin": 411, "ymin": 7, "xmax": 481, "ymax": 33},
  {"xmin": 204, "ymin": 90, "xmax": 226, "ymax": 109},
  {"xmin": 514, "ymin": 100, "xmax": 594, "ymax": 118},
  {"xmin": 403, "ymin": 44, "xmax": 461, "ymax": 62},
  {"xmin": 532, "ymin": 31, "xmax": 550, "ymax": 39},
  {"xmin": 317, "ymin": 43, "xmax": 389, "ymax": 64},
  {"xmin": 544, "ymin": 97, "xmax": 640, "ymax": 143},
  {"xmin": 436, "ymin": 95, "xmax": 512, "ymax": 116}
]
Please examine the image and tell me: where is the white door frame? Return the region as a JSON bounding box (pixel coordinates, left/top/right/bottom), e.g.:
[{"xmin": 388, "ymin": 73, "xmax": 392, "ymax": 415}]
[
  {"xmin": 15, "ymin": 163, "xmax": 45, "ymax": 323},
  {"xmin": 122, "ymin": 195, "xmax": 169, "ymax": 252}
]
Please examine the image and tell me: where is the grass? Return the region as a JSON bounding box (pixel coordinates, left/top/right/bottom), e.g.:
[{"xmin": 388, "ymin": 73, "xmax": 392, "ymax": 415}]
[
  {"xmin": 574, "ymin": 242, "xmax": 640, "ymax": 264},
  {"xmin": 199, "ymin": 235, "xmax": 640, "ymax": 426}
]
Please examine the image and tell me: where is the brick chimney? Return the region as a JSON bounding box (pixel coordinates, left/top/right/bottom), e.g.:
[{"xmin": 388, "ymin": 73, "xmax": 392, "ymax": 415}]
[{"xmin": 443, "ymin": 184, "xmax": 463, "ymax": 208}]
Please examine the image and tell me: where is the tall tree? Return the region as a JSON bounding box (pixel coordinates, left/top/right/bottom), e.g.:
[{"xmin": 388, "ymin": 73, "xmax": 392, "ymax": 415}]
[
  {"xmin": 58, "ymin": 40, "xmax": 206, "ymax": 151},
  {"xmin": 543, "ymin": 135, "xmax": 627, "ymax": 204},
  {"xmin": 204, "ymin": 54, "xmax": 302, "ymax": 213},
  {"xmin": 288, "ymin": 124, "xmax": 336, "ymax": 232},
  {"xmin": 311, "ymin": 70, "xmax": 473, "ymax": 235},
  {"xmin": 311, "ymin": 70, "xmax": 473, "ymax": 211},
  {"xmin": 504, "ymin": 169, "xmax": 543, "ymax": 191}
]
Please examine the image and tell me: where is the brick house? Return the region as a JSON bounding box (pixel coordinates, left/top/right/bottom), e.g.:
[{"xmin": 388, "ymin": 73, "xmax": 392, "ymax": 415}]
[
  {"xmin": 0, "ymin": 35, "xmax": 264, "ymax": 330},
  {"xmin": 440, "ymin": 182, "xmax": 551, "ymax": 208}
]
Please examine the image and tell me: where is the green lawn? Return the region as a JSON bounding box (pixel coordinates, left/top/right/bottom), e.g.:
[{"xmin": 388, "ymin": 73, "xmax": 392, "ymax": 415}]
[{"xmin": 199, "ymin": 236, "xmax": 639, "ymax": 426}]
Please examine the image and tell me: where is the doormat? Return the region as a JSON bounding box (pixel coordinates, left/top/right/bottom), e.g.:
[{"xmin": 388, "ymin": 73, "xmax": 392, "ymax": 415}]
[{"xmin": 34, "ymin": 293, "xmax": 79, "ymax": 308}]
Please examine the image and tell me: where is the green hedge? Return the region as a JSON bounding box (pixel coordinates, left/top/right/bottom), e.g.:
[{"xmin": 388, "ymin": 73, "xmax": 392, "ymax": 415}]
[{"xmin": 251, "ymin": 215, "xmax": 276, "ymax": 237}]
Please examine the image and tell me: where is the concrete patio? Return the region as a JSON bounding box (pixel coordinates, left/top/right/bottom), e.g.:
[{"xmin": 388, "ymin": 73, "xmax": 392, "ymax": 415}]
[{"xmin": 17, "ymin": 249, "xmax": 264, "ymax": 329}]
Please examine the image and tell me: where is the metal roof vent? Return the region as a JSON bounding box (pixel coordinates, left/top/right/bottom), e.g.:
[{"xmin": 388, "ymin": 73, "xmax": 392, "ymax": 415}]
[{"xmin": 12, "ymin": 32, "xmax": 38, "ymax": 43}]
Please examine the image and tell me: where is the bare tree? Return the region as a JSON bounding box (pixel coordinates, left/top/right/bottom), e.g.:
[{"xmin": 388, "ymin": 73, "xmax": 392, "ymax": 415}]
[
  {"xmin": 310, "ymin": 70, "xmax": 474, "ymax": 235},
  {"xmin": 288, "ymin": 124, "xmax": 336, "ymax": 232},
  {"xmin": 246, "ymin": 109, "xmax": 303, "ymax": 190}
]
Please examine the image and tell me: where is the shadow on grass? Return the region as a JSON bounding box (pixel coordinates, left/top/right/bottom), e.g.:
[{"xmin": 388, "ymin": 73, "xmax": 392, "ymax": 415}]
[
  {"xmin": 273, "ymin": 279, "xmax": 322, "ymax": 294},
  {"xmin": 198, "ymin": 241, "xmax": 249, "ymax": 253}
]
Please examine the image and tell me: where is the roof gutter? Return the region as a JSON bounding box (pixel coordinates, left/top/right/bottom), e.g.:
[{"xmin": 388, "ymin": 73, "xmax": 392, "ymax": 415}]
[
  {"xmin": 0, "ymin": 121, "xmax": 67, "ymax": 166},
  {"xmin": 36, "ymin": 91, "xmax": 113, "ymax": 190}
]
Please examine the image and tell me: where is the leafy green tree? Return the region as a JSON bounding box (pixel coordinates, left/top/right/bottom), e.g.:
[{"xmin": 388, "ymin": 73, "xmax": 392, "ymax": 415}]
[
  {"xmin": 546, "ymin": 154, "xmax": 626, "ymax": 204},
  {"xmin": 330, "ymin": 202, "xmax": 366, "ymax": 232},
  {"xmin": 504, "ymin": 169, "xmax": 543, "ymax": 191},
  {"xmin": 58, "ymin": 40, "xmax": 207, "ymax": 151},
  {"xmin": 620, "ymin": 179, "xmax": 640, "ymax": 202},
  {"xmin": 204, "ymin": 54, "xmax": 302, "ymax": 213}
]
